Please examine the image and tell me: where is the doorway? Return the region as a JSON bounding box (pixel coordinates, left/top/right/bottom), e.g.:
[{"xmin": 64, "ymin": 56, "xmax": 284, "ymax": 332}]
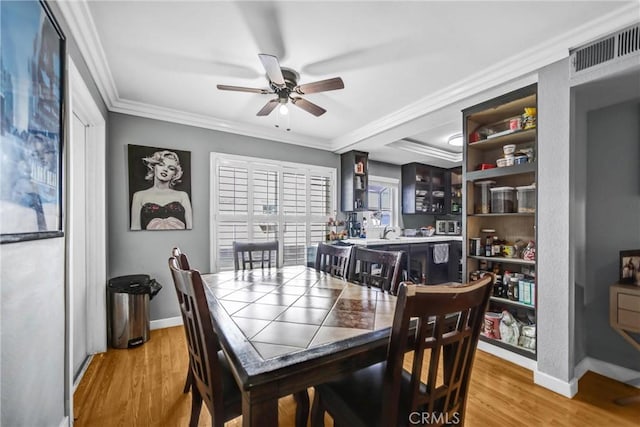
[{"xmin": 66, "ymin": 58, "xmax": 107, "ymax": 422}]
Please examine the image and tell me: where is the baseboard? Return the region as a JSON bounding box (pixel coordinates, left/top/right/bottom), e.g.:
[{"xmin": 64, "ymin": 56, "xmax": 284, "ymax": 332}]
[
  {"xmin": 533, "ymin": 369, "xmax": 578, "ymax": 398},
  {"xmin": 73, "ymin": 354, "xmax": 94, "ymax": 392},
  {"xmin": 573, "ymin": 356, "xmax": 640, "ymax": 389},
  {"xmin": 150, "ymin": 316, "xmax": 183, "ymax": 330},
  {"xmin": 477, "ymin": 341, "xmax": 538, "ymax": 371}
]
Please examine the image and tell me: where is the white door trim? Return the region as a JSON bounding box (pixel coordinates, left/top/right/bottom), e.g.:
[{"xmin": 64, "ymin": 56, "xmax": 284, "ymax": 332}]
[{"xmin": 65, "ymin": 57, "xmax": 107, "ymax": 423}]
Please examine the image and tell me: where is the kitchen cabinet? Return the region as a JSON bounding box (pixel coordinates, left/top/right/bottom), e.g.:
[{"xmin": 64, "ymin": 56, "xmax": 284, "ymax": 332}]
[
  {"xmin": 340, "ymin": 150, "xmax": 368, "ymax": 212},
  {"xmin": 401, "ymin": 163, "xmax": 448, "ymax": 214},
  {"xmin": 463, "ymin": 83, "xmax": 538, "ymax": 360},
  {"xmin": 345, "ymin": 238, "xmax": 462, "ymax": 285},
  {"xmin": 449, "ymin": 167, "xmax": 462, "ymax": 215}
]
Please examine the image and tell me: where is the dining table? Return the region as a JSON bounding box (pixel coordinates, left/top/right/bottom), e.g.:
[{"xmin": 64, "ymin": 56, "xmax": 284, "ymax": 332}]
[{"xmin": 201, "ymin": 265, "xmax": 398, "ymax": 427}]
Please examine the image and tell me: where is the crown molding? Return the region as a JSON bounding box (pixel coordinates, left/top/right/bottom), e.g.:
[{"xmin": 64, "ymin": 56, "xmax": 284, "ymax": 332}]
[
  {"xmin": 329, "ymin": 4, "xmax": 640, "ymax": 152},
  {"xmin": 57, "ymin": 0, "xmax": 119, "ymax": 107},
  {"xmin": 59, "ymin": 1, "xmax": 639, "ymax": 152},
  {"xmin": 388, "ymin": 139, "xmax": 462, "ymax": 163},
  {"xmin": 111, "ymin": 98, "xmax": 328, "ymax": 149}
]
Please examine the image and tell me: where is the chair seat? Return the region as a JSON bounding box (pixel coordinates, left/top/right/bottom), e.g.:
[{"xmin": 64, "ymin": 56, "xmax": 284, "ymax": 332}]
[{"xmin": 315, "ymin": 362, "xmax": 415, "ymax": 427}]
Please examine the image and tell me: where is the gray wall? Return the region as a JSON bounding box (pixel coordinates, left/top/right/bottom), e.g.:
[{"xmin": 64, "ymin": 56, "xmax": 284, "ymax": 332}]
[
  {"xmin": 107, "ymin": 113, "xmax": 338, "ymax": 321},
  {"xmin": 572, "ymin": 70, "xmax": 640, "ymax": 369},
  {"xmin": 0, "ymin": 2, "xmax": 107, "ymax": 426},
  {"xmin": 585, "ymin": 100, "xmax": 640, "ymax": 370}
]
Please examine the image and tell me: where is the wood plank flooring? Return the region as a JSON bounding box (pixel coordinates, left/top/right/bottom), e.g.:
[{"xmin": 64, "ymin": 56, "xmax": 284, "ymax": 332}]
[{"xmin": 74, "ymin": 326, "xmax": 640, "ymax": 426}]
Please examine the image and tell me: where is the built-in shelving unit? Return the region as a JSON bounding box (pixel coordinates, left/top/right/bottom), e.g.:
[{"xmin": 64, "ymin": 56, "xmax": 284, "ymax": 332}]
[
  {"xmin": 463, "ymin": 83, "xmax": 538, "ymax": 360},
  {"xmin": 340, "ymin": 151, "xmax": 368, "ymax": 212}
]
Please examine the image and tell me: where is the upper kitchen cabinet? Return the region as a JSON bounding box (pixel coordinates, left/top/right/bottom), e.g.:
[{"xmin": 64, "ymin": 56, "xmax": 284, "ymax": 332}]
[
  {"xmin": 341, "ymin": 150, "xmax": 368, "ymax": 212},
  {"xmin": 401, "ymin": 163, "xmax": 447, "ymax": 214},
  {"xmin": 449, "ymin": 166, "xmax": 462, "ymax": 215}
]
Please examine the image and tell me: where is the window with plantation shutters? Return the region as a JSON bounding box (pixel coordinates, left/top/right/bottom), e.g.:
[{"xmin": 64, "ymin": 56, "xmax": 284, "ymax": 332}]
[{"xmin": 210, "ymin": 154, "xmax": 336, "ymax": 272}]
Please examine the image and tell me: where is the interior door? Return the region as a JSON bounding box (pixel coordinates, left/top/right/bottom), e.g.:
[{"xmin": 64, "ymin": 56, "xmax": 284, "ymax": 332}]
[{"xmin": 71, "ymin": 112, "xmax": 88, "ymax": 380}]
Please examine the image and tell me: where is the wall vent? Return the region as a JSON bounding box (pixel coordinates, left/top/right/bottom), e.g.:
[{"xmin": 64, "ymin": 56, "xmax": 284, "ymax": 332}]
[{"xmin": 571, "ymin": 24, "xmax": 640, "ymax": 74}]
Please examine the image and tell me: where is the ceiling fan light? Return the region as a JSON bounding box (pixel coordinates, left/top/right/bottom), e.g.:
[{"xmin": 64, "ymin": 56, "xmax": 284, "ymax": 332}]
[
  {"xmin": 279, "ymin": 104, "xmax": 289, "ymax": 115},
  {"xmin": 448, "ymin": 133, "xmax": 463, "ymax": 146}
]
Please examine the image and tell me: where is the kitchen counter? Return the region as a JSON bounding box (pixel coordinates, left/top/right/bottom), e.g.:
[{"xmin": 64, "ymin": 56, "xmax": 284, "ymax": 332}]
[{"xmin": 343, "ymin": 235, "xmax": 463, "ymax": 246}]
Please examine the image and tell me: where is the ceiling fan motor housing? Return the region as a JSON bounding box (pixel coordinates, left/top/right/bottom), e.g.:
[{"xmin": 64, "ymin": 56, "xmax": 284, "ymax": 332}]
[{"xmin": 272, "ymin": 68, "xmax": 299, "ymax": 101}]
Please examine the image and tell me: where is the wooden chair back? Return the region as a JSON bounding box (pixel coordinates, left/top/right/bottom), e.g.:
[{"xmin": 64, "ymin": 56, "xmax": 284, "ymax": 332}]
[
  {"xmin": 232, "ymin": 240, "xmax": 279, "ymax": 270},
  {"xmin": 172, "ymin": 246, "xmax": 191, "ymax": 270},
  {"xmin": 382, "ymin": 275, "xmax": 493, "ymax": 426},
  {"xmin": 170, "ymin": 247, "xmax": 194, "ymax": 393},
  {"xmin": 348, "ymin": 247, "xmax": 403, "ymax": 293},
  {"xmin": 168, "ymin": 257, "xmax": 240, "ymax": 426},
  {"xmin": 315, "ymin": 243, "xmax": 353, "ymax": 279}
]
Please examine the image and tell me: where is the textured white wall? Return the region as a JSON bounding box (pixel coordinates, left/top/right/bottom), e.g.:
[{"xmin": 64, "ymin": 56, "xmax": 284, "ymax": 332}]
[
  {"xmin": 537, "ymin": 58, "xmax": 574, "ymax": 383},
  {"xmin": 1, "ymin": 238, "xmax": 66, "ymax": 425}
]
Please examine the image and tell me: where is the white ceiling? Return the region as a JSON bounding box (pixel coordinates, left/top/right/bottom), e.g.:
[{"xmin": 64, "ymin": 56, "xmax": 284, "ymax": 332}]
[{"xmin": 59, "ymin": 1, "xmax": 639, "ymax": 167}]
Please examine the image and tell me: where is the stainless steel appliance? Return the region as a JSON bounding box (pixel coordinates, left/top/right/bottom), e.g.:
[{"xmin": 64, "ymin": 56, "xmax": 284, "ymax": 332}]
[
  {"xmin": 436, "ymin": 220, "xmax": 461, "ymax": 235},
  {"xmin": 435, "ymin": 220, "xmax": 448, "ymax": 235},
  {"xmin": 447, "ymin": 220, "xmax": 462, "ymax": 235}
]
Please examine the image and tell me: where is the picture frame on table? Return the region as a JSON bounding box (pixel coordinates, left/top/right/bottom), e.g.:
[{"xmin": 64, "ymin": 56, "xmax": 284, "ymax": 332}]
[
  {"xmin": 619, "ymin": 250, "xmax": 640, "ymax": 285},
  {"xmin": 0, "ymin": 1, "xmax": 65, "ymax": 244}
]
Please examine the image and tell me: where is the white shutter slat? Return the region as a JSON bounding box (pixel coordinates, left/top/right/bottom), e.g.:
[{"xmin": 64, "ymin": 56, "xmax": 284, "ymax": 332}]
[
  {"xmin": 218, "ymin": 166, "xmax": 249, "ymax": 214},
  {"xmin": 253, "ymin": 169, "xmax": 279, "ymax": 215},
  {"xmin": 216, "ymin": 221, "xmax": 249, "ymax": 270}
]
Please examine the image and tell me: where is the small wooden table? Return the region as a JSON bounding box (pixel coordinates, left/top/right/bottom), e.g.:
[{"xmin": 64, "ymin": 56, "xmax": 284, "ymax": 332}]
[
  {"xmin": 202, "ymin": 265, "xmax": 397, "ymax": 427},
  {"xmin": 609, "ymin": 282, "xmax": 640, "ymax": 405}
]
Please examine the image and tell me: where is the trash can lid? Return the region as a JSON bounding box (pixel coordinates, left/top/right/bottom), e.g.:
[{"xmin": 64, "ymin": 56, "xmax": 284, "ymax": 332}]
[{"xmin": 108, "ymin": 274, "xmax": 152, "ymax": 294}]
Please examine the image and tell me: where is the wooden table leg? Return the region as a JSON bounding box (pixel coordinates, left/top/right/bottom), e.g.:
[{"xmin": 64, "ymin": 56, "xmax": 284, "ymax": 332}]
[
  {"xmin": 242, "ymin": 391, "xmax": 278, "ymax": 427},
  {"xmin": 294, "ymin": 390, "xmax": 310, "ymax": 427}
]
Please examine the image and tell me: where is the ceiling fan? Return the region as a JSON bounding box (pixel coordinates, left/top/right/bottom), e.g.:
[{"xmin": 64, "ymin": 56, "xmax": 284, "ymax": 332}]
[{"xmin": 217, "ymin": 54, "xmax": 344, "ymax": 117}]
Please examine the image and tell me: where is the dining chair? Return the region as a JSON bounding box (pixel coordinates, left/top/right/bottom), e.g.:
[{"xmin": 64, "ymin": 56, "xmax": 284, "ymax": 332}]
[
  {"xmin": 348, "ymin": 246, "xmax": 404, "ymax": 294},
  {"xmin": 233, "ymin": 240, "xmax": 279, "ymax": 270},
  {"xmin": 172, "ymin": 246, "xmax": 191, "ymax": 270},
  {"xmin": 168, "ymin": 257, "xmax": 242, "ymax": 427},
  {"xmin": 315, "ymin": 243, "xmax": 353, "ymax": 279},
  {"xmin": 311, "ymin": 275, "xmax": 493, "ymax": 427},
  {"xmin": 170, "ymin": 247, "xmax": 194, "ymax": 394}
]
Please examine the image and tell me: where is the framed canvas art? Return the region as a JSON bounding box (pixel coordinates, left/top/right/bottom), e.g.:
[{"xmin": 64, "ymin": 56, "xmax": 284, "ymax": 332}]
[
  {"xmin": 0, "ymin": 0, "xmax": 65, "ymax": 243},
  {"xmin": 128, "ymin": 144, "xmax": 193, "ymax": 231}
]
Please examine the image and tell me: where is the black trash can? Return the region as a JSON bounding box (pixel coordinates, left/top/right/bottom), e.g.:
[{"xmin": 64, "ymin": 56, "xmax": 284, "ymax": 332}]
[{"xmin": 107, "ymin": 274, "xmax": 162, "ymax": 348}]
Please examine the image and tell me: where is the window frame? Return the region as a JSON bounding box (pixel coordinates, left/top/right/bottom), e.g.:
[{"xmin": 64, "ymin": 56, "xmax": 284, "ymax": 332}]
[
  {"xmin": 366, "ymin": 175, "xmax": 400, "ymax": 232},
  {"xmin": 210, "ymin": 153, "xmax": 337, "ymax": 272}
]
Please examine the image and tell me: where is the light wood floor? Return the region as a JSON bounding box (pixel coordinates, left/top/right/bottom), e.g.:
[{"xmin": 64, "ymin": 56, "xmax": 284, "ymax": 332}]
[{"xmin": 74, "ymin": 326, "xmax": 640, "ymax": 426}]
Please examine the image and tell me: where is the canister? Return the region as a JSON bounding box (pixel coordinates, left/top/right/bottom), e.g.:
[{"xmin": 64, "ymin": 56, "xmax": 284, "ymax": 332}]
[
  {"xmin": 470, "ymin": 238, "xmax": 482, "ymax": 256},
  {"xmin": 475, "ymin": 180, "xmax": 495, "ymax": 214}
]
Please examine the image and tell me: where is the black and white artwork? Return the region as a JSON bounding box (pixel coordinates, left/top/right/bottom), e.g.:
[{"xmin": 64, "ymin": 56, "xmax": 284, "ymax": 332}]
[
  {"xmin": 0, "ymin": 0, "xmax": 65, "ymax": 243},
  {"xmin": 128, "ymin": 144, "xmax": 192, "ymax": 231}
]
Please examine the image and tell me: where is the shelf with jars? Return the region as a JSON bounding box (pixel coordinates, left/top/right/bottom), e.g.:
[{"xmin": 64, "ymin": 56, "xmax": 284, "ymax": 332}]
[
  {"xmin": 340, "ymin": 150, "xmax": 368, "ymax": 212},
  {"xmin": 463, "ymin": 83, "xmax": 538, "ymax": 361}
]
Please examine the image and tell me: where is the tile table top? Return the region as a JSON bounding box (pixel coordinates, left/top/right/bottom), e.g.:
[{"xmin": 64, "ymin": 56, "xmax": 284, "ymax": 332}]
[{"xmin": 202, "ymin": 265, "xmax": 397, "ymax": 363}]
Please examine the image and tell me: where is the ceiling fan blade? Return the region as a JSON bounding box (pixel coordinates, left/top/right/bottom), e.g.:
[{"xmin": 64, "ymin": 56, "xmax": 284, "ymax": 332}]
[
  {"xmin": 217, "ymin": 85, "xmax": 273, "ymax": 94},
  {"xmin": 258, "ymin": 54, "xmax": 285, "ymax": 87},
  {"xmin": 294, "ymin": 77, "xmax": 344, "ymax": 95},
  {"xmin": 257, "ymin": 98, "xmax": 279, "ymax": 116},
  {"xmin": 291, "ymin": 97, "xmax": 326, "ymax": 117}
]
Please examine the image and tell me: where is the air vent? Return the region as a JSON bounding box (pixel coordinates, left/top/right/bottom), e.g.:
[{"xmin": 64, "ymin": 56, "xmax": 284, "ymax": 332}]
[
  {"xmin": 618, "ymin": 24, "xmax": 640, "ymax": 57},
  {"xmin": 574, "ymin": 36, "xmax": 615, "ymax": 71},
  {"xmin": 571, "ymin": 24, "xmax": 640, "ymax": 74}
]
